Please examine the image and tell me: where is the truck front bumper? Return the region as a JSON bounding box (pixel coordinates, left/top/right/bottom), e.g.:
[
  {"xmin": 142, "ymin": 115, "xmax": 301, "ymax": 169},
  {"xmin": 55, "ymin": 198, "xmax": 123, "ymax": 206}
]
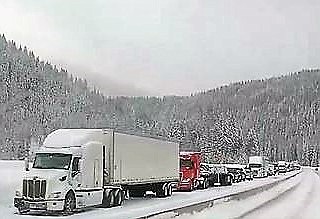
[
  {"xmin": 176, "ymin": 182, "xmax": 192, "ymax": 191},
  {"xmin": 14, "ymin": 197, "xmax": 65, "ymax": 212}
]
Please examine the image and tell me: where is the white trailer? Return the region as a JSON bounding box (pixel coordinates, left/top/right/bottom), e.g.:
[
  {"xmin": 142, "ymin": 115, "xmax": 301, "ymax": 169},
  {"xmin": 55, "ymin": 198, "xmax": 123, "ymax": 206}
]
[
  {"xmin": 14, "ymin": 129, "xmax": 179, "ymax": 214},
  {"xmin": 248, "ymin": 156, "xmax": 269, "ymax": 178}
]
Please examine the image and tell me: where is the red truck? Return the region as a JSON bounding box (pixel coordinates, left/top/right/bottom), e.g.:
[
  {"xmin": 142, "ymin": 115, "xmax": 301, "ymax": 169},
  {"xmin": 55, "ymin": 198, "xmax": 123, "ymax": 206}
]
[{"xmin": 176, "ymin": 151, "xmax": 201, "ymax": 191}]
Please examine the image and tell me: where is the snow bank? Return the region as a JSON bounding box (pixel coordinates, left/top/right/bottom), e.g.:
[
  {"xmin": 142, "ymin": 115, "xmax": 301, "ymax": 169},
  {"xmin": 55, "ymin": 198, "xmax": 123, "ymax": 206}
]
[{"xmin": 0, "ymin": 160, "xmax": 25, "ymax": 218}]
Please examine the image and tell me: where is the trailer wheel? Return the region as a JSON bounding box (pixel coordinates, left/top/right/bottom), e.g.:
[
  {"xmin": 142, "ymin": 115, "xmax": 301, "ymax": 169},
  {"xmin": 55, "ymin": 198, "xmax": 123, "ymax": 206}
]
[
  {"xmin": 108, "ymin": 190, "xmax": 115, "ymax": 207},
  {"xmin": 114, "ymin": 189, "xmax": 123, "ymax": 206},
  {"xmin": 220, "ymin": 177, "xmax": 225, "ymax": 186},
  {"xmin": 205, "ymin": 179, "xmax": 210, "ymax": 189},
  {"xmin": 228, "ymin": 176, "xmax": 232, "ymax": 185},
  {"xmin": 167, "ymin": 184, "xmax": 173, "ymax": 196},
  {"xmin": 64, "ymin": 192, "xmax": 76, "ymax": 215},
  {"xmin": 156, "ymin": 184, "xmax": 166, "ymax": 197},
  {"xmin": 102, "ymin": 190, "xmax": 115, "ymax": 208},
  {"xmin": 189, "ymin": 182, "xmax": 194, "ymax": 191},
  {"xmin": 164, "ymin": 184, "xmax": 168, "ymax": 197}
]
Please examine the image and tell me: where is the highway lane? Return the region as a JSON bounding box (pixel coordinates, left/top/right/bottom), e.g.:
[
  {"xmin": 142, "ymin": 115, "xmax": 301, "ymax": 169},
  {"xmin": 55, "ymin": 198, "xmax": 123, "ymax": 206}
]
[{"xmin": 180, "ymin": 168, "xmax": 317, "ymax": 219}]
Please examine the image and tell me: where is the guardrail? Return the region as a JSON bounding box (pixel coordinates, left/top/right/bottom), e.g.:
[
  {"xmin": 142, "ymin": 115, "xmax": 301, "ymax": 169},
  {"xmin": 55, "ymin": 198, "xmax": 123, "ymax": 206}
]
[{"xmin": 139, "ymin": 170, "xmax": 302, "ymax": 218}]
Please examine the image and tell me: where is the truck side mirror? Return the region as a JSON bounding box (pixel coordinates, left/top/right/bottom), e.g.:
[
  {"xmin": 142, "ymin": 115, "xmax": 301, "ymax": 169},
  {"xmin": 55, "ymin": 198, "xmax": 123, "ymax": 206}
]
[{"xmin": 24, "ymin": 158, "xmax": 29, "ymax": 171}]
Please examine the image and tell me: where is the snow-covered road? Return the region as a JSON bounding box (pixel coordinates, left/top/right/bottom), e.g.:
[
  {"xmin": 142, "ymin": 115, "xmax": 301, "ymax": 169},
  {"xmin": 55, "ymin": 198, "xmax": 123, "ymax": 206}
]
[
  {"xmin": 0, "ymin": 160, "xmax": 303, "ymax": 219},
  {"xmin": 180, "ymin": 168, "xmax": 319, "ymax": 219}
]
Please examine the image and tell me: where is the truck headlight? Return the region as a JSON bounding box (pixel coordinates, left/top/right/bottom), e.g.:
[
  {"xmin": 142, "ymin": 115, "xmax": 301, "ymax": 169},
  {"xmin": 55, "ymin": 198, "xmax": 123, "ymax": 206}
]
[
  {"xmin": 50, "ymin": 192, "xmax": 62, "ymax": 198},
  {"xmin": 15, "ymin": 190, "xmax": 22, "ymax": 197}
]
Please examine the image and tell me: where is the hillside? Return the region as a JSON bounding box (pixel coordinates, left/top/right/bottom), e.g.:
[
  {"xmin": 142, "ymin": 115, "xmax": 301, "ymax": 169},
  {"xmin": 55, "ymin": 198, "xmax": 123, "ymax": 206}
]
[{"xmin": 0, "ymin": 34, "xmax": 319, "ymax": 165}]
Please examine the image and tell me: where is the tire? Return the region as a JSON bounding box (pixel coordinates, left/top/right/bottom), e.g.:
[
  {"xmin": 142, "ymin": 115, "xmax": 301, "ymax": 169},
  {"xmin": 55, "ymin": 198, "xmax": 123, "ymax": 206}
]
[
  {"xmin": 17, "ymin": 207, "xmax": 29, "ymax": 215},
  {"xmin": 198, "ymin": 180, "xmax": 204, "ymax": 190},
  {"xmin": 190, "ymin": 181, "xmax": 195, "ymax": 191},
  {"xmin": 102, "ymin": 190, "xmax": 115, "ymax": 208},
  {"xmin": 221, "ymin": 176, "xmax": 226, "ymax": 186},
  {"xmin": 203, "ymin": 179, "xmax": 208, "ymax": 189},
  {"xmin": 227, "ymin": 176, "xmax": 232, "ymax": 185},
  {"xmin": 156, "ymin": 184, "xmax": 166, "ymax": 197},
  {"xmin": 167, "ymin": 184, "xmax": 173, "ymax": 196},
  {"xmin": 114, "ymin": 189, "xmax": 123, "ymax": 206},
  {"xmin": 64, "ymin": 192, "xmax": 76, "ymax": 215},
  {"xmin": 164, "ymin": 184, "xmax": 168, "ymax": 197}
]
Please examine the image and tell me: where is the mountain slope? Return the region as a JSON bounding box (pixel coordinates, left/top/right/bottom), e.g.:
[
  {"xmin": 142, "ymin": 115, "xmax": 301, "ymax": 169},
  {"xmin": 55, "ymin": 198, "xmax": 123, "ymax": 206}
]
[{"xmin": 0, "ymin": 34, "xmax": 319, "ymax": 165}]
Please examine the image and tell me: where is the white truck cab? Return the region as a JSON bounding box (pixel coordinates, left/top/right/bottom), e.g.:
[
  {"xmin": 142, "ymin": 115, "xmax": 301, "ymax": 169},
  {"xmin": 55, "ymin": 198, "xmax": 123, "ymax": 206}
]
[{"xmin": 14, "ymin": 129, "xmax": 106, "ymax": 214}]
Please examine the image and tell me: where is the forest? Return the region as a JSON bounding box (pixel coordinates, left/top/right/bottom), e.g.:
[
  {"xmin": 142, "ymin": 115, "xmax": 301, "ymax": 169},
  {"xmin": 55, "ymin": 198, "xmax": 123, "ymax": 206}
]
[{"xmin": 0, "ymin": 34, "xmax": 319, "ymax": 166}]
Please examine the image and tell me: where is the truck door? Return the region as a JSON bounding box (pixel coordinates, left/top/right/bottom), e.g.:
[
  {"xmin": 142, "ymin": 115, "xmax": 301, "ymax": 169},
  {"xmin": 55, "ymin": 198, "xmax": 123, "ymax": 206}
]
[{"xmin": 71, "ymin": 157, "xmax": 81, "ymax": 188}]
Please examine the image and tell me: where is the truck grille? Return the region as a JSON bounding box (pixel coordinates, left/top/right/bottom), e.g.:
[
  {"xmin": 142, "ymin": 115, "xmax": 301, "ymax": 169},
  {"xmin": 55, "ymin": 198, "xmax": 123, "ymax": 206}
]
[{"xmin": 23, "ymin": 179, "xmax": 46, "ymax": 199}]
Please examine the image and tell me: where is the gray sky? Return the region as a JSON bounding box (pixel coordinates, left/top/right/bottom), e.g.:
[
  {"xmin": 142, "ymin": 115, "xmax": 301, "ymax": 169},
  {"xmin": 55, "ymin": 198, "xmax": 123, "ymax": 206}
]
[{"xmin": 1, "ymin": 0, "xmax": 320, "ymax": 96}]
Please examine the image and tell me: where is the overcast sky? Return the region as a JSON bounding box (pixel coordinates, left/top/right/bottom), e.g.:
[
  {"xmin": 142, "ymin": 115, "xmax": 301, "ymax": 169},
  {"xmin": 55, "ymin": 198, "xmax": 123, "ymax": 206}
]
[{"xmin": 0, "ymin": 0, "xmax": 320, "ymax": 96}]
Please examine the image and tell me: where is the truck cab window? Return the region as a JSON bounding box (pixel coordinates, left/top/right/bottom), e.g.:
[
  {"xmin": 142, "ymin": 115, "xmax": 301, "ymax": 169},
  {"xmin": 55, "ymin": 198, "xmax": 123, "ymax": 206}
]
[{"xmin": 72, "ymin": 157, "xmax": 80, "ymax": 172}]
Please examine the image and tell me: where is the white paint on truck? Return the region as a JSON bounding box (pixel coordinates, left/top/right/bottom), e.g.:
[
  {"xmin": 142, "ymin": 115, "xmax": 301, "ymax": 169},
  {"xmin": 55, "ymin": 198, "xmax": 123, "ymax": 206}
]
[{"xmin": 14, "ymin": 129, "xmax": 179, "ymax": 214}]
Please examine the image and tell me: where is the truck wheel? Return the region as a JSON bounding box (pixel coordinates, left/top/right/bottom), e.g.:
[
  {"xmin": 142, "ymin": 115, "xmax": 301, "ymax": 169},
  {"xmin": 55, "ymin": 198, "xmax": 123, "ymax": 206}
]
[
  {"xmin": 206, "ymin": 179, "xmax": 210, "ymax": 188},
  {"xmin": 102, "ymin": 190, "xmax": 115, "ymax": 208},
  {"xmin": 164, "ymin": 184, "xmax": 168, "ymax": 197},
  {"xmin": 190, "ymin": 182, "xmax": 194, "ymax": 191},
  {"xmin": 228, "ymin": 176, "xmax": 232, "ymax": 185},
  {"xmin": 114, "ymin": 189, "xmax": 123, "ymax": 206},
  {"xmin": 17, "ymin": 206, "xmax": 29, "ymax": 215},
  {"xmin": 64, "ymin": 192, "xmax": 76, "ymax": 215},
  {"xmin": 203, "ymin": 179, "xmax": 209, "ymax": 189},
  {"xmin": 167, "ymin": 184, "xmax": 173, "ymax": 196},
  {"xmin": 156, "ymin": 184, "xmax": 166, "ymax": 197},
  {"xmin": 220, "ymin": 177, "xmax": 225, "ymax": 186}
]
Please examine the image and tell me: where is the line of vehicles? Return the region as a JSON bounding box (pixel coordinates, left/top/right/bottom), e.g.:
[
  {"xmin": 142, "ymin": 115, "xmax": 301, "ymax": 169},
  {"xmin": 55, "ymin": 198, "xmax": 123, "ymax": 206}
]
[
  {"xmin": 176, "ymin": 153, "xmax": 300, "ymax": 192},
  {"xmin": 13, "ymin": 129, "xmax": 301, "ymax": 215}
]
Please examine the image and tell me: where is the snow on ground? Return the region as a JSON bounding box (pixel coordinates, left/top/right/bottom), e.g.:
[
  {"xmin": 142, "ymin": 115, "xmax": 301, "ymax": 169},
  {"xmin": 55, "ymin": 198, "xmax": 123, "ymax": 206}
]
[
  {"xmin": 0, "ymin": 160, "xmax": 24, "ymax": 214},
  {"xmin": 179, "ymin": 168, "xmax": 318, "ymax": 219},
  {"xmin": 0, "ymin": 160, "xmax": 300, "ymax": 219}
]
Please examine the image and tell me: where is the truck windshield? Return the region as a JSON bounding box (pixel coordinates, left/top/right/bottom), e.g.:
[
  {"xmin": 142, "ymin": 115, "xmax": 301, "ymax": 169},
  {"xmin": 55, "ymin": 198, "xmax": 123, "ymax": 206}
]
[
  {"xmin": 249, "ymin": 163, "xmax": 262, "ymax": 168},
  {"xmin": 180, "ymin": 159, "xmax": 193, "ymax": 168},
  {"xmin": 33, "ymin": 153, "xmax": 72, "ymax": 170}
]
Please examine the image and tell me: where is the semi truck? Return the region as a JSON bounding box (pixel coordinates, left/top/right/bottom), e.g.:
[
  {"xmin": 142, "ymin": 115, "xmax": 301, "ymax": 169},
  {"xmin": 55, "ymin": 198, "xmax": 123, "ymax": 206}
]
[
  {"xmin": 176, "ymin": 151, "xmax": 201, "ymax": 191},
  {"xmin": 14, "ymin": 129, "xmax": 179, "ymax": 214},
  {"xmin": 248, "ymin": 156, "xmax": 269, "ymax": 178}
]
